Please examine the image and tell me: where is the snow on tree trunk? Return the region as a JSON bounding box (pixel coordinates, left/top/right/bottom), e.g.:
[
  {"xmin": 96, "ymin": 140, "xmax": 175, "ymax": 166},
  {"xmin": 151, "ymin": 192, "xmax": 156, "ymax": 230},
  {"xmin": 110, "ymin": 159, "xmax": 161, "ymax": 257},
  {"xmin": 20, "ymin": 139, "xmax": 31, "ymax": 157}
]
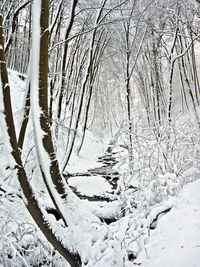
[
  {"xmin": 31, "ymin": 0, "xmax": 106, "ymax": 252},
  {"xmin": 0, "ymin": 14, "xmax": 81, "ymax": 266}
]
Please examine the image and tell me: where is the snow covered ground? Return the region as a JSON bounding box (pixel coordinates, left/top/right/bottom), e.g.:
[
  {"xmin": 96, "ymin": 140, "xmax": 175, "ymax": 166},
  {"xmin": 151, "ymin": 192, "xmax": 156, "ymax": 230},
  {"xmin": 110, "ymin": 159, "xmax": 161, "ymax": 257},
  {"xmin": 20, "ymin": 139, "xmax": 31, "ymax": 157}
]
[
  {"xmin": 1, "ymin": 70, "xmax": 200, "ymax": 267},
  {"xmin": 136, "ymin": 179, "xmax": 200, "ymax": 267}
]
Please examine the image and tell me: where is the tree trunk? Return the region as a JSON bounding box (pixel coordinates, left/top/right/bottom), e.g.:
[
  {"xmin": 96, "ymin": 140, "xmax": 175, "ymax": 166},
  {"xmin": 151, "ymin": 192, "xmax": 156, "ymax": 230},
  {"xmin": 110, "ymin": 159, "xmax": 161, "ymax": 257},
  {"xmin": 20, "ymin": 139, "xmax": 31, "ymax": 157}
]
[{"xmin": 0, "ymin": 13, "xmax": 81, "ymax": 267}]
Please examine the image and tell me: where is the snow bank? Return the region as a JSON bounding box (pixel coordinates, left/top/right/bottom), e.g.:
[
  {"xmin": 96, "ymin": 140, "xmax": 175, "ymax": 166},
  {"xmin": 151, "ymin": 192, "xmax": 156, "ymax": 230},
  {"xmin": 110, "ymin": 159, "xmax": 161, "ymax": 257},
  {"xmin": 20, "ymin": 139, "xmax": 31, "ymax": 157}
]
[
  {"xmin": 136, "ymin": 179, "xmax": 200, "ymax": 267},
  {"xmin": 68, "ymin": 175, "xmax": 113, "ymax": 197},
  {"xmin": 65, "ymin": 130, "xmax": 106, "ymax": 173}
]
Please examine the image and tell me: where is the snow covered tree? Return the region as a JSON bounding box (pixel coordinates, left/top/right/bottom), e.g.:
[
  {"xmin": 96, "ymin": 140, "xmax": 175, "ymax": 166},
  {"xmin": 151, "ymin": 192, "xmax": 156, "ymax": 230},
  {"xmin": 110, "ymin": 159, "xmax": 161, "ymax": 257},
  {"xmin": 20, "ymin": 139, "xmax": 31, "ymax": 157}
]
[{"xmin": 0, "ymin": 10, "xmax": 81, "ymax": 266}]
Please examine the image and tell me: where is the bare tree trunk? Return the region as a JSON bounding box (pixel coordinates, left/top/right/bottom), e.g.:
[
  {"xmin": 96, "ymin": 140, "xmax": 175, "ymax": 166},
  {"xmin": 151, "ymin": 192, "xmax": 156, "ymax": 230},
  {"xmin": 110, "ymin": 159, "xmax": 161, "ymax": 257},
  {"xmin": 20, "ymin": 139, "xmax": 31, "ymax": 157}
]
[{"xmin": 57, "ymin": 0, "xmax": 78, "ymax": 120}]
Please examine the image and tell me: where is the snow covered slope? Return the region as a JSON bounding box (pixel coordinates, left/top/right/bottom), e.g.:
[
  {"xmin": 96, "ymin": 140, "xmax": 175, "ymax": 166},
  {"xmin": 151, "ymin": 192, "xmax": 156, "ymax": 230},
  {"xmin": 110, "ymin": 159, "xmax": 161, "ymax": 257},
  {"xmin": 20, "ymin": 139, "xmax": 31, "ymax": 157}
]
[
  {"xmin": 64, "ymin": 130, "xmax": 106, "ymax": 173},
  {"xmin": 136, "ymin": 179, "xmax": 200, "ymax": 267},
  {"xmin": 7, "ymin": 69, "xmax": 26, "ymax": 134}
]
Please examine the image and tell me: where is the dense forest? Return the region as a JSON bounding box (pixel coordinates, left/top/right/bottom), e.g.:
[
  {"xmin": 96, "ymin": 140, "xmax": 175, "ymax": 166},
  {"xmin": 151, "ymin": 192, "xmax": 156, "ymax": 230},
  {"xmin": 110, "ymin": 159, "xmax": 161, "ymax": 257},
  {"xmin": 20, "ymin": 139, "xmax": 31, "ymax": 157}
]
[{"xmin": 0, "ymin": 0, "xmax": 200, "ymax": 266}]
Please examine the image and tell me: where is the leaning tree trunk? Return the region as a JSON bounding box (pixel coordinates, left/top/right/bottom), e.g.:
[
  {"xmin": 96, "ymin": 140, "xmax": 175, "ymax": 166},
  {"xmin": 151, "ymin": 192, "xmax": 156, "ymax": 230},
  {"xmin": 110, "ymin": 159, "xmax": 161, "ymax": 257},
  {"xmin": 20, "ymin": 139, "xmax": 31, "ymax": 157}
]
[
  {"xmin": 31, "ymin": 0, "xmax": 102, "ymax": 249},
  {"xmin": 0, "ymin": 14, "xmax": 81, "ymax": 267}
]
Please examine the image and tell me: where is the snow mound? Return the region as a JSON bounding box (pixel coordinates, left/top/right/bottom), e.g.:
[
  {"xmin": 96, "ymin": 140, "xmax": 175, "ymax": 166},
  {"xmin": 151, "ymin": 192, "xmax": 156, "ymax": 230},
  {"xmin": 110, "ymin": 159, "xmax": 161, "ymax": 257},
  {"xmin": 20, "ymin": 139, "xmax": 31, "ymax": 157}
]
[{"xmin": 68, "ymin": 175, "xmax": 113, "ymax": 197}]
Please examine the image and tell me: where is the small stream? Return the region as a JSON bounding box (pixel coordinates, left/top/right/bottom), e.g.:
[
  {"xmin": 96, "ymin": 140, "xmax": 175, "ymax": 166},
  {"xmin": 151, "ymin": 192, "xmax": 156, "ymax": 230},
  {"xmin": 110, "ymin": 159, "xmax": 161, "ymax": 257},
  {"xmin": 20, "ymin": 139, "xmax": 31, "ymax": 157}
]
[{"xmin": 65, "ymin": 146, "xmax": 119, "ymax": 202}]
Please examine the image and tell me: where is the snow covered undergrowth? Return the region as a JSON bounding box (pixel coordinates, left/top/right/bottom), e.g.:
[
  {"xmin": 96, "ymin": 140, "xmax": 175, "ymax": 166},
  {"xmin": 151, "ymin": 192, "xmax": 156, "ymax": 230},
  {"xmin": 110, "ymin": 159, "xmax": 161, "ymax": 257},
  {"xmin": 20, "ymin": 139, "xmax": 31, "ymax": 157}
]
[
  {"xmin": 135, "ymin": 179, "xmax": 200, "ymax": 267},
  {"xmin": 0, "ymin": 193, "xmax": 69, "ymax": 267}
]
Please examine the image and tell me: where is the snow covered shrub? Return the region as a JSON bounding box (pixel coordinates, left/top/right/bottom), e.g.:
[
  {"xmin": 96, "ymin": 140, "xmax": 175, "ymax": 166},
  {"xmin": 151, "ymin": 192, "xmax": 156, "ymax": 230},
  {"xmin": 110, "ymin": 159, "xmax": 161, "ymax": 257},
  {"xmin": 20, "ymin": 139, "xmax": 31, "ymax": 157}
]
[
  {"xmin": 144, "ymin": 172, "xmax": 180, "ymax": 205},
  {"xmin": 0, "ymin": 197, "xmax": 67, "ymax": 267},
  {"xmin": 115, "ymin": 112, "xmax": 200, "ymax": 216},
  {"xmin": 0, "ymin": 181, "xmax": 66, "ymax": 267}
]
